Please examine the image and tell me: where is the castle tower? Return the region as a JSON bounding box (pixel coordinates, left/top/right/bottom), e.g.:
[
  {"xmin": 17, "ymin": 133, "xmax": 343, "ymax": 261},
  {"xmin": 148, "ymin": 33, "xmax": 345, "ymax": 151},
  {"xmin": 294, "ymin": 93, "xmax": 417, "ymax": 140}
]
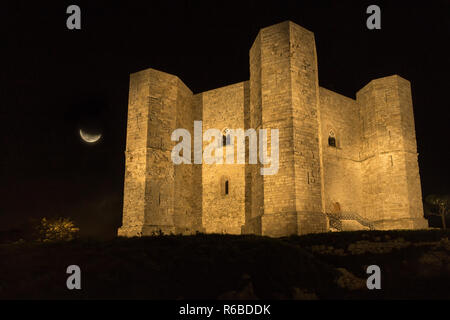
[
  {"xmin": 357, "ymin": 75, "xmax": 427, "ymax": 229},
  {"xmin": 244, "ymin": 21, "xmax": 328, "ymax": 236},
  {"xmin": 119, "ymin": 68, "xmax": 202, "ymax": 236}
]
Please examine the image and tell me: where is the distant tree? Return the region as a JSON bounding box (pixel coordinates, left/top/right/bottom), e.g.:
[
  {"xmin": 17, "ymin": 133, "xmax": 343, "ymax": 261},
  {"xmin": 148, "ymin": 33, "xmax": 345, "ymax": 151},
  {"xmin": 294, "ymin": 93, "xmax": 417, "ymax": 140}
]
[
  {"xmin": 35, "ymin": 217, "xmax": 80, "ymax": 242},
  {"xmin": 425, "ymin": 194, "xmax": 450, "ymax": 230}
]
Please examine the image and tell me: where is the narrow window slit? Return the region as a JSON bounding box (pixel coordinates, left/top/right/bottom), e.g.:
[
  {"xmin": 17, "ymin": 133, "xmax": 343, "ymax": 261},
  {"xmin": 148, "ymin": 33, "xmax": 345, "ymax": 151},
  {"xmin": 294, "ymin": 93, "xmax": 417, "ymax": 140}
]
[{"xmin": 328, "ymin": 130, "xmax": 336, "ymax": 147}]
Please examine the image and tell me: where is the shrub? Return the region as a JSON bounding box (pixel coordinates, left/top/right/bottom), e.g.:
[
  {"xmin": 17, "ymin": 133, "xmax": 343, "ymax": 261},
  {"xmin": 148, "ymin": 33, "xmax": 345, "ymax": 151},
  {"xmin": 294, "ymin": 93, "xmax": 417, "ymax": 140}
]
[{"xmin": 35, "ymin": 217, "xmax": 79, "ymax": 242}]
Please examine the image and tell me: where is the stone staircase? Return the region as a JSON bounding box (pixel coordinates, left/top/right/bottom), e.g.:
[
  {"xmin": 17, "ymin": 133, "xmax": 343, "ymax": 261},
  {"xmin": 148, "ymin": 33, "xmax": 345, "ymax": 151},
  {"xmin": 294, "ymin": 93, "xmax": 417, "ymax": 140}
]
[{"xmin": 326, "ymin": 212, "xmax": 375, "ymax": 231}]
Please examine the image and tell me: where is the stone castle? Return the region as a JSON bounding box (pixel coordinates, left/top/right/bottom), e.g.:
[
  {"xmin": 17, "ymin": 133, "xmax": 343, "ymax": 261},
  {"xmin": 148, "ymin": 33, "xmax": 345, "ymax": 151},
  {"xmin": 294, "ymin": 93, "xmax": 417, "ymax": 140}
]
[{"xmin": 119, "ymin": 21, "xmax": 427, "ymax": 237}]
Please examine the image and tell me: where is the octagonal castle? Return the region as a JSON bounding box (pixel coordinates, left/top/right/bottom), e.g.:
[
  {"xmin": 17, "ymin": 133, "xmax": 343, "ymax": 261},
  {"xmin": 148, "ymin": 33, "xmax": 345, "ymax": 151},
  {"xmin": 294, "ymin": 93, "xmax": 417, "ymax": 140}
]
[{"xmin": 119, "ymin": 21, "xmax": 427, "ymax": 237}]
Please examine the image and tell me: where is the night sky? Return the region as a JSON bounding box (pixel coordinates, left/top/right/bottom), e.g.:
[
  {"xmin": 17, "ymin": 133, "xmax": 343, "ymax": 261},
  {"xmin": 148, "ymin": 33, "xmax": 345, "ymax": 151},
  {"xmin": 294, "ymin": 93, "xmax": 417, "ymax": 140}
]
[{"xmin": 1, "ymin": 1, "xmax": 449, "ymax": 237}]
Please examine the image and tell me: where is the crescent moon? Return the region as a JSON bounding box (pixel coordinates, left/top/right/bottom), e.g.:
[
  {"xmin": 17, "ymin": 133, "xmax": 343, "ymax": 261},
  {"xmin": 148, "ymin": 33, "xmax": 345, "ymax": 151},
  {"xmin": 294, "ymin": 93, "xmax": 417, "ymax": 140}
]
[{"xmin": 79, "ymin": 129, "xmax": 102, "ymax": 143}]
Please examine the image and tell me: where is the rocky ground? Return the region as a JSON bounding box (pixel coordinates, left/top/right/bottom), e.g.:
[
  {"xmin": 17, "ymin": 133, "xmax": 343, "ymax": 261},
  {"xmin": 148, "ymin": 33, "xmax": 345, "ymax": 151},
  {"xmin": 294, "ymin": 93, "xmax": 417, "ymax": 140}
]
[{"xmin": 0, "ymin": 229, "xmax": 449, "ymax": 299}]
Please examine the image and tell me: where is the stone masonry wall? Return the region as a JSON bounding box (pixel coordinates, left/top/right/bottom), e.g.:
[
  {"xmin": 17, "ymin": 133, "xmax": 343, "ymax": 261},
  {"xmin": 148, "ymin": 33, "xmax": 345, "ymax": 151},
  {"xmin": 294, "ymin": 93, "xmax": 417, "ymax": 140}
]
[
  {"xmin": 243, "ymin": 31, "xmax": 264, "ymax": 235},
  {"xmin": 319, "ymin": 87, "xmax": 363, "ymax": 216},
  {"xmin": 120, "ymin": 21, "xmax": 427, "ymax": 238},
  {"xmin": 173, "ymin": 79, "xmax": 202, "ymax": 234},
  {"xmin": 257, "ymin": 21, "xmax": 299, "ymax": 236},
  {"xmin": 357, "ymin": 75, "xmax": 427, "ymax": 229},
  {"xmin": 289, "ymin": 22, "xmax": 327, "ymax": 235},
  {"xmin": 119, "ymin": 70, "xmax": 151, "ymax": 236},
  {"xmin": 201, "ymin": 82, "xmax": 247, "ymax": 234}
]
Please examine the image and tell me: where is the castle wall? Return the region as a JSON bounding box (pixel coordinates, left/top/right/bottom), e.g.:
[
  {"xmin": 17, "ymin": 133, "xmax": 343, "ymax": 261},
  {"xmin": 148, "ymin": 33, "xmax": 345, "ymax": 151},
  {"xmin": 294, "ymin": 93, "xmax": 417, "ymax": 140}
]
[
  {"xmin": 120, "ymin": 70, "xmax": 151, "ymax": 236},
  {"xmin": 289, "ymin": 22, "xmax": 327, "ymax": 235},
  {"xmin": 120, "ymin": 68, "xmax": 202, "ymax": 236},
  {"xmin": 260, "ymin": 22, "xmax": 296, "ymax": 229},
  {"xmin": 173, "ymin": 79, "xmax": 202, "ymax": 233},
  {"xmin": 191, "ymin": 94, "xmax": 204, "ymax": 231},
  {"xmin": 357, "ymin": 75, "xmax": 427, "ymax": 229},
  {"xmin": 201, "ymin": 82, "xmax": 247, "ymax": 234},
  {"xmin": 319, "ymin": 87, "xmax": 363, "ymax": 216},
  {"xmin": 250, "ymin": 22, "xmax": 299, "ymax": 236},
  {"xmin": 243, "ymin": 32, "xmax": 264, "ymax": 235},
  {"xmin": 245, "ymin": 21, "xmax": 328, "ymax": 236},
  {"xmin": 141, "ymin": 69, "xmax": 179, "ymax": 235},
  {"xmin": 243, "ymin": 81, "xmax": 253, "ymax": 230},
  {"xmin": 397, "ymin": 78, "xmax": 427, "ymax": 229}
]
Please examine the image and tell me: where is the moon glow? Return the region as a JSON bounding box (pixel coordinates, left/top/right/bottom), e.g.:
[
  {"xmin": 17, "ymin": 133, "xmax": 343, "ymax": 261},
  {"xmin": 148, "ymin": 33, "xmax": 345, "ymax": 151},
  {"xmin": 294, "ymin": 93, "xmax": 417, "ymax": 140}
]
[{"xmin": 79, "ymin": 129, "xmax": 102, "ymax": 143}]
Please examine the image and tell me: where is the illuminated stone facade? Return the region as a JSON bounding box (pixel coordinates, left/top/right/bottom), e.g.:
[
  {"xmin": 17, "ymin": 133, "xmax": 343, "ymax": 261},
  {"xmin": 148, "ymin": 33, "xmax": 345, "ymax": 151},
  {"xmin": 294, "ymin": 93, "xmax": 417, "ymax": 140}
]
[{"xmin": 119, "ymin": 21, "xmax": 427, "ymax": 237}]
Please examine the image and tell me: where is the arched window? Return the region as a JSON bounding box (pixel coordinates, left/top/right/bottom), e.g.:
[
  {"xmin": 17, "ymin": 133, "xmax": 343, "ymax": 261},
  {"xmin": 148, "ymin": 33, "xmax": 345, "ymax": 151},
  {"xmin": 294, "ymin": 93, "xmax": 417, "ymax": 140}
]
[
  {"xmin": 222, "ymin": 128, "xmax": 231, "ymax": 146},
  {"xmin": 328, "ymin": 130, "xmax": 336, "ymax": 147},
  {"xmin": 225, "ymin": 180, "xmax": 229, "ymax": 195}
]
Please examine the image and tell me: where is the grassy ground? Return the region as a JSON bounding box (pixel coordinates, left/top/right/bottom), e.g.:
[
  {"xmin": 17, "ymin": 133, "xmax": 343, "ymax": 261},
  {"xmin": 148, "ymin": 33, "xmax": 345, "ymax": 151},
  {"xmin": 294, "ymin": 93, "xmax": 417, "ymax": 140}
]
[{"xmin": 0, "ymin": 229, "xmax": 449, "ymax": 299}]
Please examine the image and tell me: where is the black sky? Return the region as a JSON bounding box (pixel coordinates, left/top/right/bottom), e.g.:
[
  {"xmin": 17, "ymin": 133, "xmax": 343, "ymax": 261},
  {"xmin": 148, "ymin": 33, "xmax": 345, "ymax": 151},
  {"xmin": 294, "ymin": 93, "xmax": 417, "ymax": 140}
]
[{"xmin": 1, "ymin": 1, "xmax": 449, "ymax": 236}]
